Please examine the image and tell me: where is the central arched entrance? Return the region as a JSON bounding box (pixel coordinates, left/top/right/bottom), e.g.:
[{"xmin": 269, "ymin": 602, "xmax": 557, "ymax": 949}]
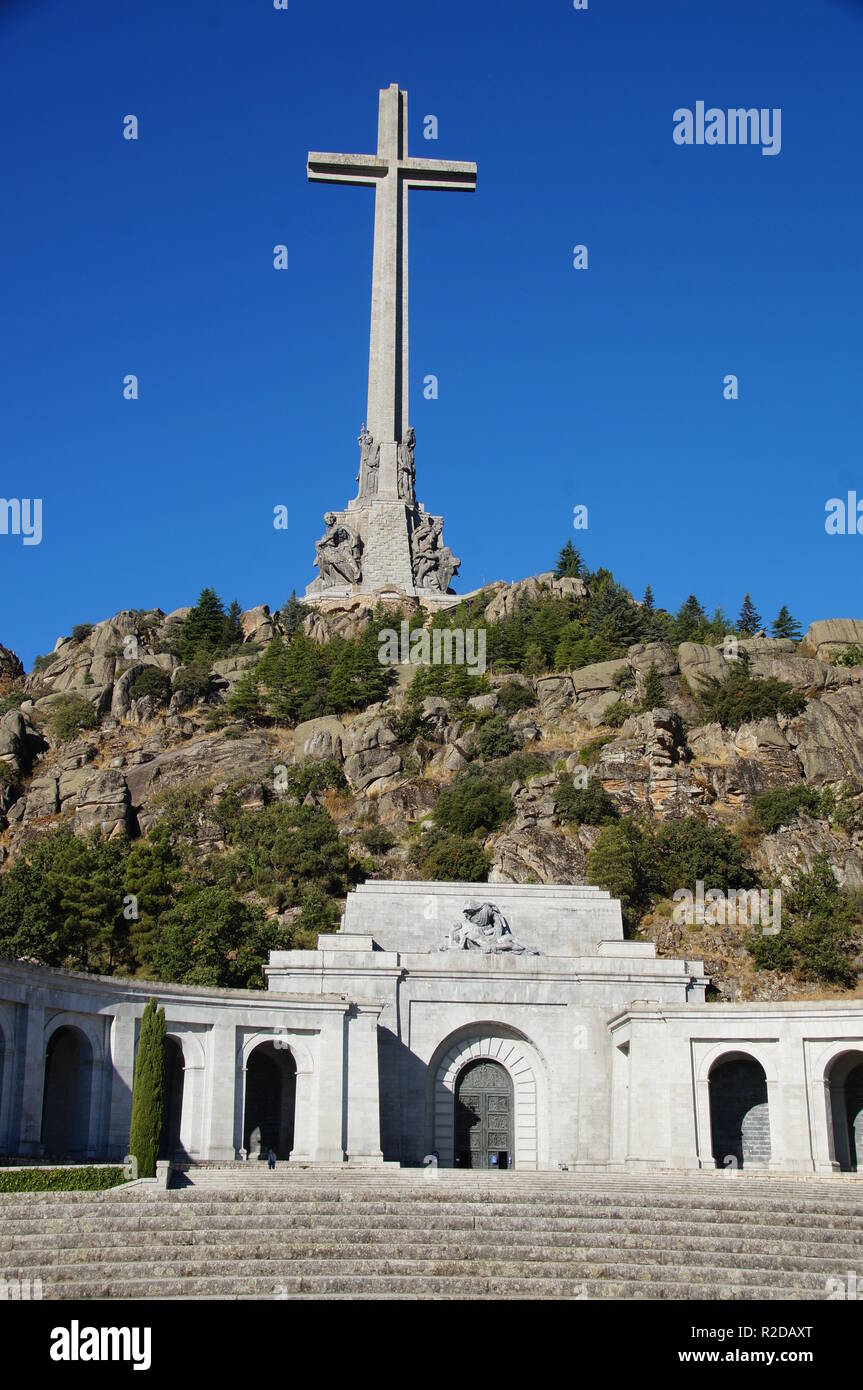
[
  {"xmin": 826, "ymin": 1050, "xmax": 863, "ymax": 1172},
  {"xmin": 454, "ymin": 1059, "xmax": 513, "ymax": 1170},
  {"xmin": 709, "ymin": 1054, "xmax": 771, "ymax": 1169},
  {"xmin": 243, "ymin": 1042, "xmax": 297, "ymax": 1159}
]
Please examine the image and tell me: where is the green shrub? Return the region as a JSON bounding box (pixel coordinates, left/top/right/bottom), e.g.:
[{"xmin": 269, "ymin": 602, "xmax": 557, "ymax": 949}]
[
  {"xmin": 496, "ymin": 681, "xmax": 537, "ymax": 716},
  {"xmin": 412, "ymin": 828, "xmax": 490, "ymax": 882},
  {"xmin": 360, "ymin": 825, "xmax": 397, "ymax": 854},
  {"xmin": 172, "ymin": 662, "xmax": 212, "ymax": 702},
  {"xmin": 578, "ymin": 736, "xmax": 612, "ymax": 767},
  {"xmin": 71, "ymin": 624, "xmax": 94, "ymax": 643},
  {"xmin": 830, "ymin": 645, "xmax": 863, "ymax": 668},
  {"xmin": 31, "ymin": 653, "xmax": 55, "ymax": 674},
  {"xmin": 750, "ymin": 785, "xmax": 823, "ymax": 834},
  {"xmin": 0, "ymin": 1167, "xmax": 126, "ymax": 1192},
  {"xmin": 746, "ymin": 856, "xmax": 862, "ymax": 986},
  {"xmin": 474, "ymin": 715, "xmax": 518, "ymax": 761},
  {"xmin": 484, "ymin": 750, "xmax": 549, "ymax": 788},
  {"xmin": 654, "ymin": 818, "xmax": 751, "ymax": 896},
  {"xmin": 604, "ymin": 700, "xmax": 635, "ymax": 728},
  {"xmin": 555, "ymin": 774, "xmax": 619, "ymax": 827},
  {"xmin": 0, "ymin": 691, "xmax": 25, "ymax": 715},
  {"xmin": 128, "ymin": 998, "xmax": 166, "ymax": 1179},
  {"xmin": 128, "ymin": 665, "xmax": 172, "ymax": 707},
  {"xmin": 282, "ymin": 759, "xmax": 347, "ymax": 801},
  {"xmin": 48, "ymin": 695, "xmax": 99, "ymax": 742},
  {"xmin": 588, "ymin": 818, "xmax": 660, "ymax": 931},
  {"xmin": 696, "ymin": 651, "xmax": 806, "ymax": 729},
  {"xmin": 433, "ymin": 769, "xmax": 512, "ymax": 836}
]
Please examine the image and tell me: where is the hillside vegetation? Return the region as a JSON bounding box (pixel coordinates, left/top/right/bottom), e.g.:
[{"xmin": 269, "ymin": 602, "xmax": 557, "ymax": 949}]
[{"xmin": 2, "ymin": 554, "xmax": 863, "ymax": 1001}]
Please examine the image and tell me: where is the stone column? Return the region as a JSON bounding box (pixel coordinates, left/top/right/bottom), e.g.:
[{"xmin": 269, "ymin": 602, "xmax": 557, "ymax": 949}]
[
  {"xmin": 314, "ymin": 1011, "xmax": 347, "ymax": 1163},
  {"xmin": 206, "ymin": 1022, "xmax": 239, "ymax": 1160},
  {"xmin": 16, "ymin": 989, "xmax": 45, "ymax": 1156},
  {"xmin": 345, "ymin": 1007, "xmax": 384, "ymax": 1165},
  {"xmin": 106, "ymin": 1010, "xmax": 136, "ymax": 1160}
]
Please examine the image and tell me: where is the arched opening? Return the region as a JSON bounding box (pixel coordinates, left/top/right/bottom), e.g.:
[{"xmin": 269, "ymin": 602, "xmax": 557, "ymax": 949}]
[
  {"xmin": 159, "ymin": 1037, "xmax": 185, "ymax": 1160},
  {"xmin": 709, "ymin": 1054, "xmax": 771, "ymax": 1169},
  {"xmin": 454, "ymin": 1058, "xmax": 513, "ymax": 1171},
  {"xmin": 826, "ymin": 1050, "xmax": 863, "ymax": 1172},
  {"xmin": 243, "ymin": 1042, "xmax": 297, "ymax": 1160},
  {"xmin": 41, "ymin": 1026, "xmax": 93, "ymax": 1157}
]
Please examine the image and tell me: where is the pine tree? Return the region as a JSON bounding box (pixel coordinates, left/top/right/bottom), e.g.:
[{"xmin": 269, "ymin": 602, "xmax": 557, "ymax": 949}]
[
  {"xmin": 555, "ymin": 540, "xmax": 583, "ymax": 579},
  {"xmin": 771, "ymin": 606, "xmax": 803, "ymax": 641},
  {"xmin": 642, "ymin": 585, "xmax": 655, "ymax": 614},
  {"xmin": 226, "ymin": 670, "xmax": 263, "ymax": 722},
  {"xmin": 176, "ymin": 587, "xmax": 227, "ymax": 663},
  {"xmin": 223, "ymin": 599, "xmax": 244, "ymax": 649},
  {"xmin": 129, "ymin": 999, "xmax": 166, "ymax": 1178},
  {"xmin": 640, "ymin": 662, "xmax": 666, "ymax": 712},
  {"xmin": 674, "ymin": 595, "xmax": 707, "ymax": 643},
  {"xmin": 279, "ymin": 591, "xmax": 304, "ymax": 638},
  {"xmin": 124, "ymin": 826, "xmax": 178, "ymax": 977},
  {"xmin": 737, "ymin": 593, "xmax": 763, "ymax": 636}
]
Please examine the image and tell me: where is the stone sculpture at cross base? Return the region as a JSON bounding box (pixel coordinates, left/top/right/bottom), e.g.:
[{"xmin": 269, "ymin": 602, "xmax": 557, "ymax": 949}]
[
  {"xmin": 439, "ymin": 902, "xmax": 540, "ymax": 956},
  {"xmin": 307, "ymin": 429, "xmax": 462, "ymax": 601},
  {"xmin": 303, "ymin": 83, "xmax": 475, "ymax": 605}
]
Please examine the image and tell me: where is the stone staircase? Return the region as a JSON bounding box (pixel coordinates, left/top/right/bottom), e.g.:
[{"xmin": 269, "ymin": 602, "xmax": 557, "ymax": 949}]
[{"xmin": 2, "ymin": 1169, "xmax": 862, "ymax": 1300}]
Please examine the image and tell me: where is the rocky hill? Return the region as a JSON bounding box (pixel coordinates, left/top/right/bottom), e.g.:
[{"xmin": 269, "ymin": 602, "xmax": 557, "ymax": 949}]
[{"xmin": 2, "ymin": 574, "xmax": 863, "ymax": 1002}]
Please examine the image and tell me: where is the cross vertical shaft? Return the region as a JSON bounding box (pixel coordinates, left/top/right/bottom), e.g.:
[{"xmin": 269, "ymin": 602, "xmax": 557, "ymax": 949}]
[{"xmin": 305, "ymin": 85, "xmax": 475, "ymax": 599}]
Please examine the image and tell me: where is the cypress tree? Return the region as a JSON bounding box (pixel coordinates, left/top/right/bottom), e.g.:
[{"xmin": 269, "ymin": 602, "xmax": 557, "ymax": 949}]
[{"xmin": 129, "ymin": 998, "xmax": 166, "ymax": 1178}]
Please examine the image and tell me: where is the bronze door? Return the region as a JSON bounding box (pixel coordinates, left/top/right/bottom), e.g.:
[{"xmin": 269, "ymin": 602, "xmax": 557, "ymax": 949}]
[{"xmin": 454, "ymin": 1060, "xmax": 513, "ymax": 1170}]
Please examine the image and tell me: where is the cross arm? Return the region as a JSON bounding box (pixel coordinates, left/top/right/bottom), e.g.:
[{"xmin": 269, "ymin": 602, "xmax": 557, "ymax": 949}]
[
  {"xmin": 307, "ymin": 152, "xmax": 387, "ymax": 186},
  {"xmin": 400, "ymin": 158, "xmax": 477, "ymax": 192}
]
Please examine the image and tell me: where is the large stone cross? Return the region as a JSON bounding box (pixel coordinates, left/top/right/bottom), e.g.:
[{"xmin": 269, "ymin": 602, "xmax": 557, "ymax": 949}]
[{"xmin": 308, "ymin": 84, "xmax": 476, "ymax": 497}]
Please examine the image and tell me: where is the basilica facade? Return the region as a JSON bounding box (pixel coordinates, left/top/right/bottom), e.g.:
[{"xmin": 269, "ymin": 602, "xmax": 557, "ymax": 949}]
[{"xmin": 1, "ymin": 880, "xmax": 862, "ymax": 1176}]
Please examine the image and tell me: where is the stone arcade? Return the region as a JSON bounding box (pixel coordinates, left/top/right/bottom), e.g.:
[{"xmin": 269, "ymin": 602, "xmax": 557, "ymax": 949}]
[
  {"xmin": 1, "ymin": 881, "xmax": 862, "ymax": 1174},
  {"xmin": 305, "ymin": 84, "xmax": 474, "ymax": 603}
]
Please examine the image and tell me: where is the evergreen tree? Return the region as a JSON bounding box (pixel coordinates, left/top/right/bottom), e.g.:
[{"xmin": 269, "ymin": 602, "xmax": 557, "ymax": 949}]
[
  {"xmin": 128, "ymin": 999, "xmax": 166, "ymax": 1178},
  {"xmin": 223, "ymin": 599, "xmax": 245, "ymax": 649},
  {"xmin": 226, "ymin": 670, "xmax": 264, "ymax": 722},
  {"xmin": 674, "ymin": 595, "xmax": 708, "ymax": 643},
  {"xmin": 771, "ymin": 605, "xmax": 803, "ymax": 641},
  {"xmin": 124, "ymin": 826, "xmax": 178, "ymax": 976},
  {"xmin": 176, "ymin": 588, "xmax": 227, "ymax": 663},
  {"xmin": 555, "ymin": 540, "xmax": 583, "ymax": 579},
  {"xmin": 640, "ymin": 662, "xmax": 666, "ymax": 712},
  {"xmin": 268, "ymin": 632, "xmax": 327, "ymax": 724},
  {"xmin": 279, "ymin": 591, "xmax": 304, "ymax": 638},
  {"xmin": 737, "ymin": 593, "xmax": 762, "ymax": 636},
  {"xmin": 641, "ymin": 585, "xmax": 655, "ymax": 614}
]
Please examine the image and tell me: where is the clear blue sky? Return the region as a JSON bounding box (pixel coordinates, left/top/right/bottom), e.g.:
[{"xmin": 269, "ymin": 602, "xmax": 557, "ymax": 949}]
[{"xmin": 1, "ymin": 0, "xmax": 862, "ymax": 667}]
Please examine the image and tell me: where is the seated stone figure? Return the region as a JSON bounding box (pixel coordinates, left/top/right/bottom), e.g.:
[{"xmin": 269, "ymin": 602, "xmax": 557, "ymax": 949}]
[
  {"xmin": 314, "ymin": 512, "xmax": 363, "ymax": 588},
  {"xmin": 439, "ymin": 902, "xmax": 539, "ymax": 955}
]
